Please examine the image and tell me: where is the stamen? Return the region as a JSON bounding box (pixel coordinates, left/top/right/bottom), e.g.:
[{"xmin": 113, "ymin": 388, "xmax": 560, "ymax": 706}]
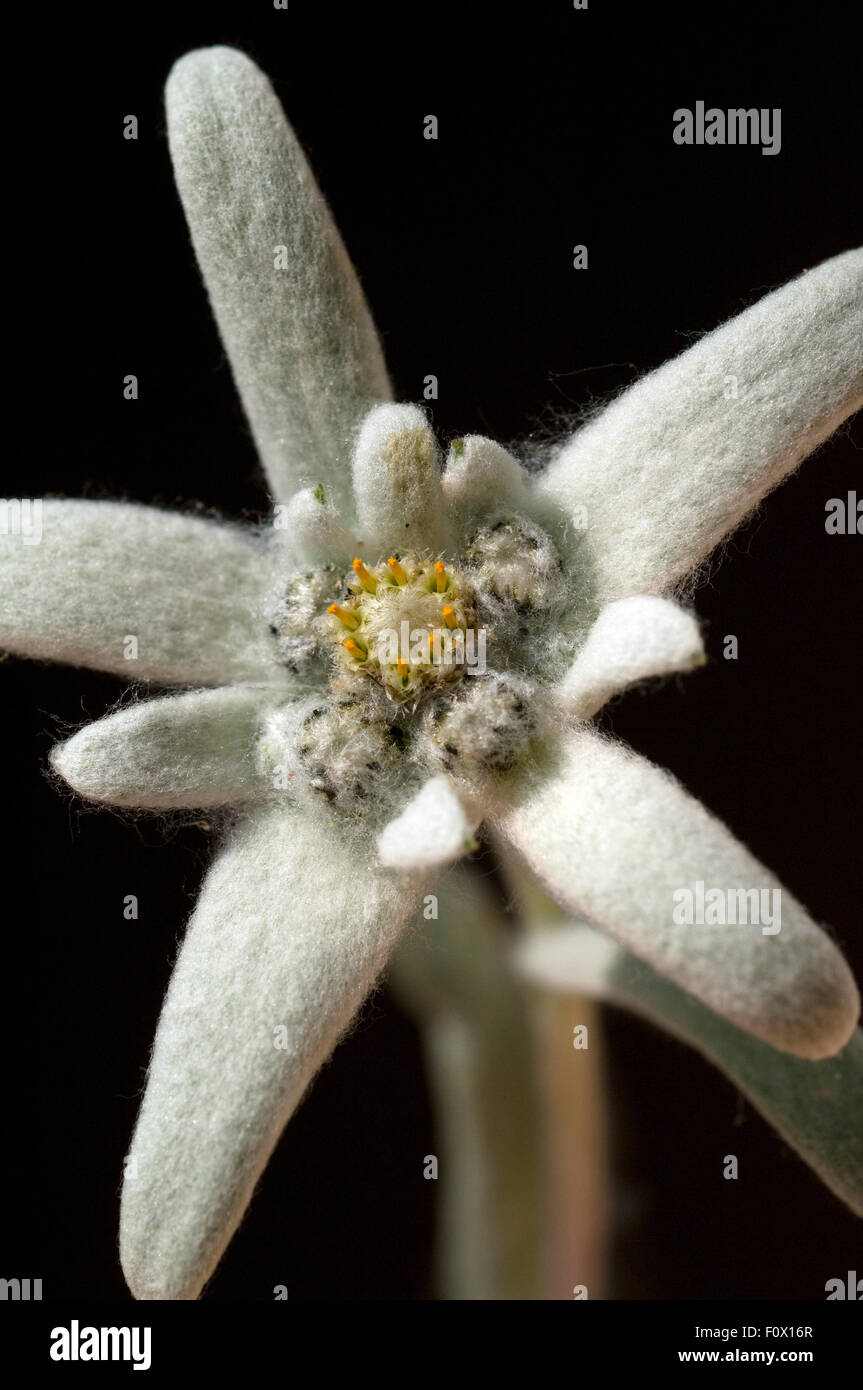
[
  {"xmin": 353, "ymin": 557, "xmax": 378, "ymax": 594},
  {"xmin": 327, "ymin": 603, "xmax": 359, "ymax": 630},
  {"xmin": 397, "ymin": 657, "xmax": 409, "ymax": 683},
  {"xmin": 434, "ymin": 561, "xmax": 447, "ymax": 593},
  {"xmin": 387, "ymin": 557, "xmax": 408, "ymax": 585},
  {"xmin": 344, "ymin": 637, "xmax": 368, "ymax": 660},
  {"xmin": 441, "ymin": 604, "xmax": 457, "ymax": 630}
]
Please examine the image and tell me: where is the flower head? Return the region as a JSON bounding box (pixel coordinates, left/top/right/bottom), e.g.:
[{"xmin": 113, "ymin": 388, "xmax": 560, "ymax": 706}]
[{"xmin": 256, "ymin": 404, "xmax": 589, "ymax": 848}]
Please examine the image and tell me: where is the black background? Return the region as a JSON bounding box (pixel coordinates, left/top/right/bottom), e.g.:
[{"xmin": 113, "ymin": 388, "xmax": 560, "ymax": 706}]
[{"xmin": 5, "ymin": 1, "xmax": 861, "ymax": 1301}]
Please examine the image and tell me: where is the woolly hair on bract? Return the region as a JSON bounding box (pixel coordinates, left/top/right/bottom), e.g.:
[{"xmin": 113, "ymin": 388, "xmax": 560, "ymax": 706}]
[
  {"xmin": 496, "ymin": 729, "xmax": 857, "ymax": 1059},
  {"xmin": 164, "ymin": 44, "xmax": 391, "ymax": 516},
  {"xmin": 539, "ymin": 247, "xmax": 863, "ymax": 601}
]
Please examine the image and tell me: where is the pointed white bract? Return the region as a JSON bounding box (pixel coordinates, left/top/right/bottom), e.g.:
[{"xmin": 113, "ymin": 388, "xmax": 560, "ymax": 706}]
[
  {"xmin": 514, "ymin": 923, "xmax": 863, "ymax": 1217},
  {"xmin": 0, "ymin": 500, "xmax": 283, "ymax": 685},
  {"xmin": 442, "ymin": 436, "xmax": 529, "ymax": 530},
  {"xmin": 51, "ymin": 685, "xmax": 277, "ymax": 809},
  {"xmin": 166, "ymin": 46, "xmax": 391, "ymax": 514},
  {"xmin": 378, "ymin": 776, "xmax": 476, "ymax": 870},
  {"xmin": 495, "ymin": 728, "xmax": 859, "ymax": 1060},
  {"xmin": 538, "ymin": 248, "xmax": 863, "ymax": 600},
  {"xmin": 120, "ymin": 806, "xmax": 424, "ymax": 1300},
  {"xmin": 351, "ymin": 403, "xmax": 446, "ymax": 556},
  {"xmin": 556, "ymin": 596, "xmax": 704, "ymax": 720}
]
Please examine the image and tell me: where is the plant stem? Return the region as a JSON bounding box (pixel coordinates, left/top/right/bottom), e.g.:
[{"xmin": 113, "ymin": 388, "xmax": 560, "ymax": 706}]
[
  {"xmin": 529, "ymin": 991, "xmax": 609, "ymax": 1299},
  {"xmin": 389, "ymin": 867, "xmax": 543, "ymax": 1299},
  {"xmin": 496, "ymin": 841, "xmax": 610, "ymax": 1300}
]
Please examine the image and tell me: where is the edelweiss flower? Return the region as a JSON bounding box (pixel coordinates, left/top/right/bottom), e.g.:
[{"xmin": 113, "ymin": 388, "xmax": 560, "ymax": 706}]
[{"xmin": 2, "ymin": 46, "xmax": 860, "ymax": 1300}]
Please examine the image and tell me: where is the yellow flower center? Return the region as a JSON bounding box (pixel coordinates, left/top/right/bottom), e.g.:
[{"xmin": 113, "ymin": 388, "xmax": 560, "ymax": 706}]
[{"xmin": 323, "ymin": 551, "xmax": 481, "ymax": 702}]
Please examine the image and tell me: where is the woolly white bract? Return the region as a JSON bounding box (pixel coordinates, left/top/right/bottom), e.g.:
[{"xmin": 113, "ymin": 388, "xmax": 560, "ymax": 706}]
[{"xmin": 1, "ymin": 45, "xmax": 861, "ymax": 1299}]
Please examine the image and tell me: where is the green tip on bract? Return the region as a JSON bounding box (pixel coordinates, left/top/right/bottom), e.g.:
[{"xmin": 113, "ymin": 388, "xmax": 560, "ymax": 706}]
[
  {"xmin": 313, "ymin": 483, "xmax": 326, "ymax": 505},
  {"xmin": 451, "ymin": 439, "xmax": 465, "ymax": 456}
]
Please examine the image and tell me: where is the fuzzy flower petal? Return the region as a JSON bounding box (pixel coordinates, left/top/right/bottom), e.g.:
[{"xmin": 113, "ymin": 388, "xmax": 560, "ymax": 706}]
[
  {"xmin": 0, "ymin": 500, "xmax": 282, "ymax": 685},
  {"xmin": 515, "ymin": 922, "xmax": 863, "ymax": 1217},
  {"xmin": 494, "ymin": 728, "xmax": 859, "ymax": 1060},
  {"xmin": 351, "ymin": 403, "xmax": 446, "ymax": 554},
  {"xmin": 275, "ymin": 486, "xmax": 356, "ymax": 568},
  {"xmin": 442, "ymin": 435, "xmax": 530, "ymax": 530},
  {"xmin": 51, "ymin": 685, "xmax": 278, "ymax": 809},
  {"xmin": 538, "ymin": 248, "xmax": 863, "ymax": 601},
  {"xmin": 120, "ymin": 805, "xmax": 426, "ymax": 1300},
  {"xmin": 166, "ymin": 46, "xmax": 391, "ymax": 515},
  {"xmin": 378, "ymin": 776, "xmax": 477, "ymax": 870},
  {"xmin": 555, "ymin": 596, "xmax": 704, "ymax": 720}
]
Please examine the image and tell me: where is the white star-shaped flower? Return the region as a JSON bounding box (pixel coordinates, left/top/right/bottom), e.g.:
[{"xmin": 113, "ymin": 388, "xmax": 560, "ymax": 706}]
[{"xmin": 1, "ymin": 46, "xmax": 860, "ymax": 1299}]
